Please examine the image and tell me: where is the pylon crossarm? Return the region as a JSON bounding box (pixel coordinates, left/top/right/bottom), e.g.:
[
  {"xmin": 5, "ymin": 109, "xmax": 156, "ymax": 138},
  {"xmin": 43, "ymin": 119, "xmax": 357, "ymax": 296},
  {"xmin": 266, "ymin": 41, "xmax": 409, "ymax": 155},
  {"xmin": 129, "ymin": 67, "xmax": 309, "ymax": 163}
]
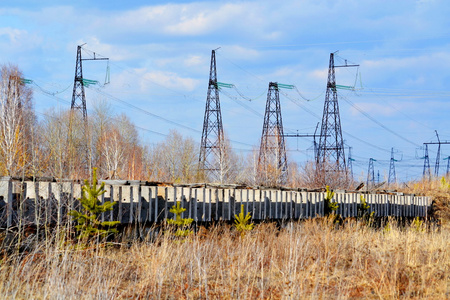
[
  {"xmin": 277, "ymin": 83, "xmax": 295, "ymax": 90},
  {"xmin": 216, "ymin": 82, "xmax": 234, "ymax": 89}
]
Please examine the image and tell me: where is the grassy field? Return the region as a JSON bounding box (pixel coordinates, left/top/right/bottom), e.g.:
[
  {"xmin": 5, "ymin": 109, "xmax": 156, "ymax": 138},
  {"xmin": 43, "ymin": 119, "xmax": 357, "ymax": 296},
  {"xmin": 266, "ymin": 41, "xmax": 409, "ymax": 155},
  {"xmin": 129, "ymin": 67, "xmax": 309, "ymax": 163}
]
[
  {"xmin": 0, "ymin": 218, "xmax": 448, "ymax": 299},
  {"xmin": 0, "ymin": 177, "xmax": 449, "ymax": 299}
]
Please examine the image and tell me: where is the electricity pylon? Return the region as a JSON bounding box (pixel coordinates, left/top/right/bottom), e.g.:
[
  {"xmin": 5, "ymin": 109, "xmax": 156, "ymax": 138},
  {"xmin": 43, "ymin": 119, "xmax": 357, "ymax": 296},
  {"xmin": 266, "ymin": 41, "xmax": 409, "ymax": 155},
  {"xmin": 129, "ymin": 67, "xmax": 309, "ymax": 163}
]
[
  {"xmin": 257, "ymin": 82, "xmax": 314, "ymax": 186},
  {"xmin": 422, "ymin": 131, "xmax": 450, "ymax": 179},
  {"xmin": 348, "ymin": 146, "xmax": 355, "ymax": 180},
  {"xmin": 316, "ymin": 52, "xmax": 358, "ymax": 184},
  {"xmin": 257, "ymin": 82, "xmax": 288, "ymax": 186},
  {"xmin": 71, "ymin": 45, "xmax": 88, "ymax": 120},
  {"xmin": 423, "ymin": 144, "xmax": 431, "ymax": 179},
  {"xmin": 434, "ymin": 130, "xmax": 441, "ymax": 176},
  {"xmin": 367, "ymin": 158, "xmax": 376, "ymax": 189},
  {"xmin": 444, "ymin": 156, "xmax": 450, "ymax": 175},
  {"xmin": 258, "ymin": 82, "xmax": 291, "ymax": 185},
  {"xmin": 198, "ymin": 49, "xmax": 224, "ymax": 182},
  {"xmin": 69, "ymin": 44, "xmax": 108, "ymax": 179},
  {"xmin": 388, "ymin": 148, "xmax": 397, "ymax": 185}
]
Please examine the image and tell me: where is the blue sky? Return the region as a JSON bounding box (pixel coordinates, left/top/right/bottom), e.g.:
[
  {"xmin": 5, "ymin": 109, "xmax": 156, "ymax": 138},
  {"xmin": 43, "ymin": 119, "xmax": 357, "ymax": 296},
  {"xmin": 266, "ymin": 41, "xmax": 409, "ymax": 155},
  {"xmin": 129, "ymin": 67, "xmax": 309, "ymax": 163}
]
[{"xmin": 1, "ymin": 0, "xmax": 450, "ymax": 182}]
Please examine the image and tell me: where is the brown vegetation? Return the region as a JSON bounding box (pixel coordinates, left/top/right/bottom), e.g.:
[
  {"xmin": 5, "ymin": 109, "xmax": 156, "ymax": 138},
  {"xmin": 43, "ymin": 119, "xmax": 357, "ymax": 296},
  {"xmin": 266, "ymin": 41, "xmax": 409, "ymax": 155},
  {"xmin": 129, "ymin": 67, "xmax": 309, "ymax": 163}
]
[
  {"xmin": 402, "ymin": 176, "xmax": 450, "ymax": 227},
  {"xmin": 0, "ymin": 219, "xmax": 448, "ymax": 299}
]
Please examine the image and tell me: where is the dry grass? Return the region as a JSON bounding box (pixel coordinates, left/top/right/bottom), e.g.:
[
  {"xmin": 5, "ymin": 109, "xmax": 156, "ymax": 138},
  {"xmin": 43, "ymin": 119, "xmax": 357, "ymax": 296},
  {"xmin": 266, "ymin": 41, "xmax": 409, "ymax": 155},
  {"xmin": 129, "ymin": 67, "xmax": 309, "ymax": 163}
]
[
  {"xmin": 0, "ymin": 219, "xmax": 448, "ymax": 299},
  {"xmin": 402, "ymin": 177, "xmax": 450, "ymax": 227}
]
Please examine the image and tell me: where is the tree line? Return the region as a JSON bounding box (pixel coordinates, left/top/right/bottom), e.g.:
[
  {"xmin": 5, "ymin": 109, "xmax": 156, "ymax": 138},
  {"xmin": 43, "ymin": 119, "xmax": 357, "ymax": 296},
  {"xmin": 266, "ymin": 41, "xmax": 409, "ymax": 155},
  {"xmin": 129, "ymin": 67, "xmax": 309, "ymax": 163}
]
[{"xmin": 0, "ymin": 64, "xmax": 351, "ymax": 188}]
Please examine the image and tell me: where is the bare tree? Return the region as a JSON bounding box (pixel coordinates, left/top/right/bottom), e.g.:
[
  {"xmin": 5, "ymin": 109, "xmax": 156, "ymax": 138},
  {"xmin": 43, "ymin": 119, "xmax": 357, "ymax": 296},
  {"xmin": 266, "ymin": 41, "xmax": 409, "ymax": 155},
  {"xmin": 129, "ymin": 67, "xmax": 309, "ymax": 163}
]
[
  {"xmin": 95, "ymin": 111, "xmax": 146, "ymax": 180},
  {"xmin": 149, "ymin": 130, "xmax": 198, "ymax": 183},
  {"xmin": 216, "ymin": 132, "xmax": 244, "ymax": 184},
  {"xmin": 0, "ymin": 64, "xmax": 34, "ymax": 176},
  {"xmin": 296, "ymin": 160, "xmax": 354, "ymax": 189},
  {"xmin": 100, "ymin": 127, "xmax": 125, "ymax": 179},
  {"xmin": 40, "ymin": 108, "xmax": 72, "ymax": 178}
]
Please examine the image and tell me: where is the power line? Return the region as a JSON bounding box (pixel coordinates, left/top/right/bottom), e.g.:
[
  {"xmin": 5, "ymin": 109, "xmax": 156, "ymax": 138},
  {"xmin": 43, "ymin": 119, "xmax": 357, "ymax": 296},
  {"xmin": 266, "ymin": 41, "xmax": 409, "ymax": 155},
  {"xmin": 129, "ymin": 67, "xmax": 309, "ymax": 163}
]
[
  {"xmin": 89, "ymin": 86, "xmax": 201, "ymax": 134},
  {"xmin": 33, "ymin": 89, "xmax": 169, "ymax": 138},
  {"xmin": 219, "ymin": 88, "xmax": 264, "ymax": 118},
  {"xmin": 88, "ymin": 86, "xmax": 255, "ymax": 148},
  {"xmin": 339, "ymin": 93, "xmax": 420, "ymax": 147},
  {"xmin": 281, "ymin": 87, "xmax": 392, "ymax": 154}
]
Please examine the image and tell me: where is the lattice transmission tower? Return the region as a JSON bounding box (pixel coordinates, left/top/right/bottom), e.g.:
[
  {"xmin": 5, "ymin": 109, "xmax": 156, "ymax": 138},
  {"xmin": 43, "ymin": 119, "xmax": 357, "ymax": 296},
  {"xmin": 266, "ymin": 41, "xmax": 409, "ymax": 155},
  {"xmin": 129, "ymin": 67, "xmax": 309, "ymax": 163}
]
[
  {"xmin": 422, "ymin": 144, "xmax": 431, "ymax": 179},
  {"xmin": 366, "ymin": 158, "xmax": 376, "ymax": 189},
  {"xmin": 69, "ymin": 44, "xmax": 108, "ymax": 179},
  {"xmin": 348, "ymin": 146, "xmax": 355, "ymax": 180},
  {"xmin": 445, "ymin": 156, "xmax": 450, "ymax": 175},
  {"xmin": 257, "ymin": 82, "xmax": 288, "ymax": 186},
  {"xmin": 198, "ymin": 49, "xmax": 224, "ymax": 182},
  {"xmin": 316, "ymin": 52, "xmax": 358, "ymax": 184},
  {"xmin": 422, "ymin": 130, "xmax": 450, "ymax": 179},
  {"xmin": 388, "ymin": 148, "xmax": 397, "ymax": 185},
  {"xmin": 71, "ymin": 45, "xmax": 87, "ymax": 120},
  {"xmin": 434, "ymin": 130, "xmax": 441, "ymax": 176}
]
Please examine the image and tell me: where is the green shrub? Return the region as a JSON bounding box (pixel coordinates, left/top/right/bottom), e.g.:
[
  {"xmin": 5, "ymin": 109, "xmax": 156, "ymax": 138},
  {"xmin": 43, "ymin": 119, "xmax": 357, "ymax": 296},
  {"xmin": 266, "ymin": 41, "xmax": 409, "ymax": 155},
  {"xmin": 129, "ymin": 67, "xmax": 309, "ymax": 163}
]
[
  {"xmin": 411, "ymin": 216, "xmax": 425, "ymax": 232},
  {"xmin": 167, "ymin": 201, "xmax": 193, "ymax": 238},
  {"xmin": 69, "ymin": 168, "xmax": 120, "ymax": 241},
  {"xmin": 357, "ymin": 195, "xmax": 375, "ymax": 224},
  {"xmin": 234, "ymin": 204, "xmax": 254, "ymax": 237},
  {"xmin": 440, "ymin": 176, "xmax": 450, "ymax": 190},
  {"xmin": 324, "ymin": 185, "xmax": 339, "ymax": 216}
]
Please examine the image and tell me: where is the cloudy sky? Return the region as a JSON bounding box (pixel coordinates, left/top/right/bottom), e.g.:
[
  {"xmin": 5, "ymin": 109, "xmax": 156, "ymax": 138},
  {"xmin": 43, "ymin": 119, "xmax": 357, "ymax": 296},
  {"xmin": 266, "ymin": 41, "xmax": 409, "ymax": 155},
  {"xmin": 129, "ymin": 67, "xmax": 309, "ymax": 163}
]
[{"xmin": 1, "ymin": 0, "xmax": 449, "ymax": 182}]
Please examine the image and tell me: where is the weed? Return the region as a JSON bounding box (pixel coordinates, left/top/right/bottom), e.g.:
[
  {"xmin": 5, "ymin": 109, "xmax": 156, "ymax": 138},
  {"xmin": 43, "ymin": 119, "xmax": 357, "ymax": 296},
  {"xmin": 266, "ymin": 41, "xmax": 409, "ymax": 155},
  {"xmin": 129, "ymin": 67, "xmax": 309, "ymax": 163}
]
[{"xmin": 234, "ymin": 204, "xmax": 254, "ymax": 237}]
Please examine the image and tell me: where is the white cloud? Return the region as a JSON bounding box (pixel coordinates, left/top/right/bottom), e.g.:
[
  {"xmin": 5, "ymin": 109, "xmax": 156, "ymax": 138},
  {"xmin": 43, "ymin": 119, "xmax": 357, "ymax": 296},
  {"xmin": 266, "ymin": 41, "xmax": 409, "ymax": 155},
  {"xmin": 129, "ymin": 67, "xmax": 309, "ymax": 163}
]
[
  {"xmin": 348, "ymin": 102, "xmax": 397, "ymax": 117},
  {"xmin": 75, "ymin": 37, "xmax": 132, "ymax": 62},
  {"xmin": 0, "ymin": 26, "xmax": 43, "ymax": 56},
  {"xmin": 0, "ymin": 27, "xmax": 26, "ymax": 42},
  {"xmin": 359, "ymin": 50, "xmax": 450, "ymax": 90},
  {"xmin": 310, "ymin": 69, "xmax": 328, "ymax": 81},
  {"xmin": 105, "ymin": 2, "xmax": 250, "ymax": 37},
  {"xmin": 183, "ymin": 55, "xmax": 204, "ymax": 67},
  {"xmin": 138, "ymin": 69, "xmax": 200, "ymax": 92}
]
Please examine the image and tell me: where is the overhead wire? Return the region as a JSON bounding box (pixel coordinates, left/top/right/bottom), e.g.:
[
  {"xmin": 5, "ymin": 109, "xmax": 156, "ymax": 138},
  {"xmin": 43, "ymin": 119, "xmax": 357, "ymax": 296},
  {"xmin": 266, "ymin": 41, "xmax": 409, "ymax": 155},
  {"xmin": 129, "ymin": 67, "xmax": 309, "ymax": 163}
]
[
  {"xmin": 338, "ymin": 92, "xmax": 421, "ymax": 147},
  {"xmin": 34, "ymin": 46, "xmax": 442, "ymax": 181},
  {"xmin": 232, "ymin": 85, "xmax": 266, "ymax": 102},
  {"xmin": 32, "ymin": 81, "xmax": 73, "ymax": 96},
  {"xmin": 32, "ymin": 86, "xmax": 169, "ymax": 137},
  {"xmin": 219, "ymin": 88, "xmax": 264, "ymax": 118},
  {"xmin": 215, "ymin": 51, "xmax": 265, "ymax": 83},
  {"xmin": 81, "ymin": 47, "xmax": 257, "ymax": 149},
  {"xmin": 88, "ymin": 86, "xmax": 255, "ymax": 148},
  {"xmin": 351, "ymin": 72, "xmax": 448, "ymax": 131}
]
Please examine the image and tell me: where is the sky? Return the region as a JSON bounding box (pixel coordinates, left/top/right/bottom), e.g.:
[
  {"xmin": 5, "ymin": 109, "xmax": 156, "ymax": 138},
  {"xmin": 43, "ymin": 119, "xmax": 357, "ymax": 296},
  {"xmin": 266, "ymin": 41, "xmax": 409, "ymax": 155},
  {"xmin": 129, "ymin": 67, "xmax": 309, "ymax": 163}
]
[{"xmin": 1, "ymin": 0, "xmax": 450, "ymax": 183}]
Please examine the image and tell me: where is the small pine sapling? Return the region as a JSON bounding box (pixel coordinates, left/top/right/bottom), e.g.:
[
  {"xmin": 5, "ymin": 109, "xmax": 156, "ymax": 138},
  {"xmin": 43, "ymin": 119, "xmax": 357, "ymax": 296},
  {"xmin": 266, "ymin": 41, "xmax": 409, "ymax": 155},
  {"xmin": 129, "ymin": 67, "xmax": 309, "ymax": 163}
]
[
  {"xmin": 440, "ymin": 176, "xmax": 450, "ymax": 190},
  {"xmin": 234, "ymin": 204, "xmax": 254, "ymax": 237},
  {"xmin": 383, "ymin": 221, "xmax": 391, "ymax": 234},
  {"xmin": 167, "ymin": 201, "xmax": 194, "ymax": 238},
  {"xmin": 69, "ymin": 168, "xmax": 120, "ymax": 241},
  {"xmin": 411, "ymin": 216, "xmax": 425, "ymax": 233},
  {"xmin": 324, "ymin": 185, "xmax": 339, "ymax": 216},
  {"xmin": 357, "ymin": 195, "xmax": 375, "ymax": 224}
]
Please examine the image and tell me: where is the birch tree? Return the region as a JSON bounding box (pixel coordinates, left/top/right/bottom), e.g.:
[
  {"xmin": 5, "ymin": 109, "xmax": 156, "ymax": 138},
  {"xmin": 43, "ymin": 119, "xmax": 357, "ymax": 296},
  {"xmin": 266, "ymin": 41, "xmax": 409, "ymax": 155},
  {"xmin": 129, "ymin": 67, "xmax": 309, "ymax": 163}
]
[
  {"xmin": 40, "ymin": 109, "xmax": 71, "ymax": 178},
  {"xmin": 149, "ymin": 130, "xmax": 198, "ymax": 183},
  {"xmin": 101, "ymin": 127, "xmax": 125, "ymax": 179},
  {"xmin": 0, "ymin": 65, "xmax": 34, "ymax": 176},
  {"xmin": 217, "ymin": 132, "xmax": 243, "ymax": 184}
]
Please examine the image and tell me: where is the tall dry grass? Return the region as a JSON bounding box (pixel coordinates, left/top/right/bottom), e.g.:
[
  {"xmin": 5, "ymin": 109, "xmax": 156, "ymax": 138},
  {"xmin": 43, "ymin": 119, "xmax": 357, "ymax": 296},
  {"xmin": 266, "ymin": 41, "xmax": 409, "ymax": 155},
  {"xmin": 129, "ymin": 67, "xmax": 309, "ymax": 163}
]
[
  {"xmin": 402, "ymin": 176, "xmax": 450, "ymax": 227},
  {"xmin": 0, "ymin": 219, "xmax": 448, "ymax": 299}
]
